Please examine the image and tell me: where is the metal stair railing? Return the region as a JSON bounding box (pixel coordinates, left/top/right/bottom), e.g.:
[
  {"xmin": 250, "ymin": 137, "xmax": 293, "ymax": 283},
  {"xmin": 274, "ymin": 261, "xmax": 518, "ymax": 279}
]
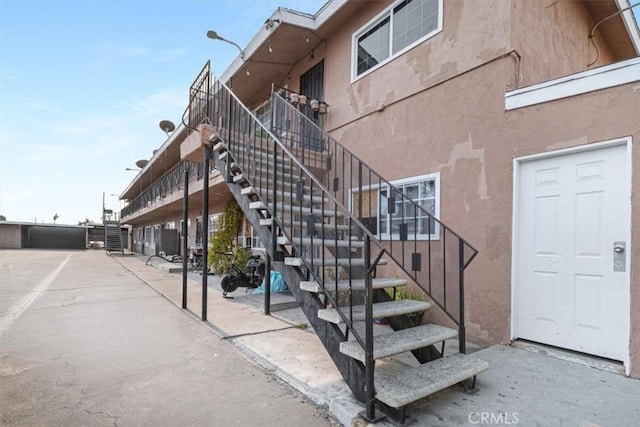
[
  {"xmin": 270, "ymin": 89, "xmax": 479, "ymax": 354},
  {"xmin": 208, "ymin": 75, "xmax": 400, "ymax": 419}
]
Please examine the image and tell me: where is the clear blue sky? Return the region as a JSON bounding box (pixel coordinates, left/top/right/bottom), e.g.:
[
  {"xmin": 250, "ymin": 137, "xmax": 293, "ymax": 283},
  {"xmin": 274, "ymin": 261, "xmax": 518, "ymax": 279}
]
[
  {"xmin": 0, "ymin": 0, "xmax": 326, "ymax": 224},
  {"xmin": 1, "ymin": 1, "xmax": 638, "ymax": 225}
]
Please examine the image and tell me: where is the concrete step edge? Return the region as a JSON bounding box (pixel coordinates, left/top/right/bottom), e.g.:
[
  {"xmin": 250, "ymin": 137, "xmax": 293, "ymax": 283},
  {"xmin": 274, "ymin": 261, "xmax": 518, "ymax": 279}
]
[
  {"xmin": 317, "ymin": 299, "xmax": 431, "ymax": 324},
  {"xmin": 300, "ymin": 278, "xmax": 408, "ymax": 293},
  {"xmin": 375, "ymin": 353, "xmax": 489, "ymax": 408},
  {"xmin": 340, "ymin": 324, "xmax": 458, "ymax": 362}
]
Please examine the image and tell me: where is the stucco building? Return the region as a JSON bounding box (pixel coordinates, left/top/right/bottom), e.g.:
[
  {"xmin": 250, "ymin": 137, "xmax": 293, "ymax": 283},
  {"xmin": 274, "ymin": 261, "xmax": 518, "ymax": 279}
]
[{"xmin": 120, "ymin": 0, "xmax": 640, "ymax": 414}]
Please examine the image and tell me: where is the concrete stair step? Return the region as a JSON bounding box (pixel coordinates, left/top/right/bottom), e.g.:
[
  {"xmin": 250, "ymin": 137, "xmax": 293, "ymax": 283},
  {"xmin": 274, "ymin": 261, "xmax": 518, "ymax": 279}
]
[
  {"xmin": 340, "ymin": 324, "xmax": 458, "ymax": 363},
  {"xmin": 230, "ymin": 159, "xmax": 298, "ymax": 174},
  {"xmin": 375, "ymin": 353, "xmax": 489, "ymax": 408},
  {"xmin": 277, "ymin": 236, "xmax": 364, "ymax": 248},
  {"xmin": 243, "ymin": 186, "xmax": 328, "ymax": 204},
  {"xmin": 286, "ymin": 221, "xmax": 355, "ymax": 233},
  {"xmin": 262, "ymin": 219, "xmax": 355, "ymax": 233},
  {"xmin": 278, "ymin": 203, "xmax": 344, "ymax": 218},
  {"xmin": 284, "ymin": 257, "xmax": 387, "ymax": 268},
  {"xmin": 213, "ymin": 141, "xmax": 228, "ymax": 153},
  {"xmin": 317, "ymin": 300, "xmax": 431, "ymax": 324},
  {"xmin": 253, "ymin": 203, "xmax": 343, "ymax": 218},
  {"xmin": 233, "ymin": 174, "xmax": 248, "ymax": 184},
  {"xmin": 300, "ymin": 277, "xmax": 408, "ymax": 293}
]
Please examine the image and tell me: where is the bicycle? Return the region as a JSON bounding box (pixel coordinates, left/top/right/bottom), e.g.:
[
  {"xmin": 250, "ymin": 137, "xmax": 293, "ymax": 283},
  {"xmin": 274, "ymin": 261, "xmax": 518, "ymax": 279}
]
[{"xmin": 218, "ymin": 251, "xmax": 266, "ymax": 298}]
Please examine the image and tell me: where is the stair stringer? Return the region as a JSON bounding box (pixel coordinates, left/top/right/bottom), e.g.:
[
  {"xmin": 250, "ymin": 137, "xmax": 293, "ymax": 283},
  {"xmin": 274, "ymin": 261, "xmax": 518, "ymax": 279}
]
[{"xmin": 214, "ymin": 153, "xmax": 368, "ymax": 403}]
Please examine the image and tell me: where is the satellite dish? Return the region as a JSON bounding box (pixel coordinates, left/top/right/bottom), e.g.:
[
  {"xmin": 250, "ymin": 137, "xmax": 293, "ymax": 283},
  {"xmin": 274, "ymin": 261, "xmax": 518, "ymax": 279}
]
[
  {"xmin": 135, "ymin": 159, "xmax": 149, "ymax": 169},
  {"xmin": 159, "ymin": 120, "xmax": 176, "ymax": 135}
]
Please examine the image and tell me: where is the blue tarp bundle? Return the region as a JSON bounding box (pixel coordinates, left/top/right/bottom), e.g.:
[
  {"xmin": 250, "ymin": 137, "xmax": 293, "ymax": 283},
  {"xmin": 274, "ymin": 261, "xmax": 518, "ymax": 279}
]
[{"xmin": 253, "ymin": 270, "xmax": 288, "ymax": 294}]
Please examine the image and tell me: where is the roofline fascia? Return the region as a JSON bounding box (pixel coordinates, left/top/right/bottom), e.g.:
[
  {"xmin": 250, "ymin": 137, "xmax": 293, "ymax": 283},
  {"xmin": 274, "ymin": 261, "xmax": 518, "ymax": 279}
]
[
  {"xmin": 219, "ymin": 0, "xmax": 349, "ymax": 83},
  {"xmin": 615, "ymin": 0, "xmax": 640, "ymax": 55},
  {"xmin": 121, "ymin": 121, "xmax": 186, "ymax": 198}
]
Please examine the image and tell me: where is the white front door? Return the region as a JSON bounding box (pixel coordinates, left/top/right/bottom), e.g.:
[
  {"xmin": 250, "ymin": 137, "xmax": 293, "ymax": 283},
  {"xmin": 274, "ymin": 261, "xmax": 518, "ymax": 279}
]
[{"xmin": 515, "ymin": 143, "xmax": 630, "ymax": 361}]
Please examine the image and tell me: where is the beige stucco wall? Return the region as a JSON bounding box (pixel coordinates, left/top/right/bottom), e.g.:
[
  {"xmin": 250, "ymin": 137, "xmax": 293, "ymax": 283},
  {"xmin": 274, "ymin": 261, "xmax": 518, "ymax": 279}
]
[
  {"xmin": 331, "ymin": 56, "xmax": 639, "ymax": 375},
  {"xmin": 251, "ymin": 0, "xmax": 640, "ymax": 374},
  {"xmin": 503, "ymin": 81, "xmax": 640, "ymax": 377},
  {"xmin": 509, "ymin": 0, "xmax": 614, "ymax": 86},
  {"xmin": 325, "ymin": 0, "xmax": 512, "ymax": 132}
]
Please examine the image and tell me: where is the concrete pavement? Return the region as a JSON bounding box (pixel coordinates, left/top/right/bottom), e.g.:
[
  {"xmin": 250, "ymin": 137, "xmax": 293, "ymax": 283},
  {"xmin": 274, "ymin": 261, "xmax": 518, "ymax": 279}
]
[
  {"xmin": 0, "ymin": 250, "xmax": 336, "ymax": 426},
  {"xmin": 2, "ymin": 249, "xmax": 640, "ymax": 426}
]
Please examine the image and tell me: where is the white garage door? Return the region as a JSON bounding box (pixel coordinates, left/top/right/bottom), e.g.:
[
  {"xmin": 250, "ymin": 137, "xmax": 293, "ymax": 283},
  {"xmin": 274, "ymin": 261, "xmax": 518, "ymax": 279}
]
[{"xmin": 515, "ymin": 143, "xmax": 630, "ymax": 361}]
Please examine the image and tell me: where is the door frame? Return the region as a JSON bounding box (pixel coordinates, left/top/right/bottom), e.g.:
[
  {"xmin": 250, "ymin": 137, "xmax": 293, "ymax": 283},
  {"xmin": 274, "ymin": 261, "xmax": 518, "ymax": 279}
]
[{"xmin": 510, "ymin": 137, "xmax": 632, "ymax": 373}]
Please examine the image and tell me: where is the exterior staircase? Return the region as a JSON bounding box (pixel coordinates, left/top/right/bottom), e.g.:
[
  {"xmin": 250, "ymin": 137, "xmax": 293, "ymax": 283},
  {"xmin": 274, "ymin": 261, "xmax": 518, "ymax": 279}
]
[
  {"xmin": 201, "ymin": 73, "xmax": 488, "ymax": 423},
  {"xmin": 104, "ymin": 221, "xmax": 124, "ymax": 254}
]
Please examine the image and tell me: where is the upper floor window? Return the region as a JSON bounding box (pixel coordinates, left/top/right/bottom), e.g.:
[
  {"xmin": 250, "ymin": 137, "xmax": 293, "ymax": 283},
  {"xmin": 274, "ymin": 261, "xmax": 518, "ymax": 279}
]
[{"xmin": 352, "ymin": 0, "xmax": 442, "ymax": 80}]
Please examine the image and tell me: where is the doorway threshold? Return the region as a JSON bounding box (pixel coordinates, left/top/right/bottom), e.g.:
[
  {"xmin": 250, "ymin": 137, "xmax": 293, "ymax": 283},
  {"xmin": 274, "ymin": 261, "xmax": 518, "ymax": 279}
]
[{"xmin": 511, "ymin": 339, "xmax": 625, "ymax": 375}]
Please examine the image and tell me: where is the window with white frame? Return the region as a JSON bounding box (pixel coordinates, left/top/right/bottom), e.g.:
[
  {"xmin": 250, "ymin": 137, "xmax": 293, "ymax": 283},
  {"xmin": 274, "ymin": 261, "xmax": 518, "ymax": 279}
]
[
  {"xmin": 353, "ymin": 0, "xmax": 442, "ymax": 80},
  {"xmin": 208, "ymin": 214, "xmax": 220, "ymax": 242},
  {"xmin": 352, "ymin": 173, "xmax": 439, "ymax": 240},
  {"xmin": 251, "ymin": 225, "xmax": 264, "ymax": 250}
]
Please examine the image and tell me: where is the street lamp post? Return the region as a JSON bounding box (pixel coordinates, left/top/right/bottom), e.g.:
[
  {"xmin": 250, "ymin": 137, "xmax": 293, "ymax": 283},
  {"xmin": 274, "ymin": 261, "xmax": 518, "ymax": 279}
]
[{"xmin": 206, "ymin": 30, "xmax": 245, "ymax": 59}]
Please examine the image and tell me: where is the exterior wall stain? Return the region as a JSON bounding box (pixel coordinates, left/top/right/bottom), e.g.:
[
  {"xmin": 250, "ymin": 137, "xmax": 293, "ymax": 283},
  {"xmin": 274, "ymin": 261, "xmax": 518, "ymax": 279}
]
[{"xmin": 441, "ymin": 135, "xmax": 488, "ymax": 200}]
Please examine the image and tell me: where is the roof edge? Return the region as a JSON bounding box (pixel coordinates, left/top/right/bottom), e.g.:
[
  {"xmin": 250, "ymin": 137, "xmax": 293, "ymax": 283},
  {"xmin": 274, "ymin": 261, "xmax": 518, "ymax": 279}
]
[
  {"xmin": 615, "ymin": 0, "xmax": 640, "ymax": 56},
  {"xmin": 120, "ymin": 121, "xmax": 187, "ymax": 198},
  {"xmin": 219, "ymin": 0, "xmax": 348, "ymax": 83}
]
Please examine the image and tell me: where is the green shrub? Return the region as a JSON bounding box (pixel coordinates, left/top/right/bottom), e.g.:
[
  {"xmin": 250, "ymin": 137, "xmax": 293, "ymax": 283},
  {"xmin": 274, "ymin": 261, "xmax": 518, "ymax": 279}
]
[{"xmin": 208, "ymin": 199, "xmax": 245, "ymax": 275}]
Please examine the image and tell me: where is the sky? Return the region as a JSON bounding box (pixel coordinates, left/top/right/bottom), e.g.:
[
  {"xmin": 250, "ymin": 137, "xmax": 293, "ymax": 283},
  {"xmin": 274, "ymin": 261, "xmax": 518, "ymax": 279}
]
[
  {"xmin": 1, "ymin": 1, "xmax": 638, "ymax": 225},
  {"xmin": 0, "ymin": 0, "xmax": 326, "ymax": 225}
]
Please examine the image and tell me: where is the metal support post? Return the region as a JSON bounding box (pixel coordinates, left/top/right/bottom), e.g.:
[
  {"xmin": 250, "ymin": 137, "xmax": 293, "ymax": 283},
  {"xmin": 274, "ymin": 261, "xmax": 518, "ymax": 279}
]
[
  {"xmin": 364, "ymin": 236, "xmax": 375, "ymax": 420},
  {"xmin": 459, "ymin": 239, "xmax": 466, "ymax": 354},
  {"xmin": 202, "ymin": 147, "xmax": 211, "ymax": 321},
  {"xmin": 182, "ymin": 167, "xmax": 189, "ymax": 309},
  {"xmin": 264, "ymin": 251, "xmax": 271, "ymax": 315}
]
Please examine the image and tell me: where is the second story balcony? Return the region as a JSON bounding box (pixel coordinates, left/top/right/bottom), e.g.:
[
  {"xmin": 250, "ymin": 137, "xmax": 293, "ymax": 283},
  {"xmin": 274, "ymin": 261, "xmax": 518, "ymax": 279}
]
[{"xmin": 121, "ymin": 160, "xmax": 224, "ymax": 224}]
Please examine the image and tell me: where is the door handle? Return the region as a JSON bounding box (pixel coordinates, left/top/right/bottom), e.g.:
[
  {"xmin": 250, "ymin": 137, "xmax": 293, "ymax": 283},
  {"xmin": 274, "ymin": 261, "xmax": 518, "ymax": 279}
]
[{"xmin": 613, "ymin": 241, "xmax": 626, "ymax": 272}]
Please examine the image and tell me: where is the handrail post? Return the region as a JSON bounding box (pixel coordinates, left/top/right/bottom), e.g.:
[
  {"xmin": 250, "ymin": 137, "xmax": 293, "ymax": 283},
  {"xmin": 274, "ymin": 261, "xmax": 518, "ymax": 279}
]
[
  {"xmin": 364, "ymin": 236, "xmax": 376, "ymax": 420},
  {"xmin": 459, "ymin": 239, "xmax": 466, "ymax": 354}
]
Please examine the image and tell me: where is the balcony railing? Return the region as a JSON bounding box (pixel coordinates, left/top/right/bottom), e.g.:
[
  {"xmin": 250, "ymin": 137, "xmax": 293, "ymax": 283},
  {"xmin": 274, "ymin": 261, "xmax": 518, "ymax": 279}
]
[{"xmin": 121, "ymin": 160, "xmax": 210, "ymax": 219}]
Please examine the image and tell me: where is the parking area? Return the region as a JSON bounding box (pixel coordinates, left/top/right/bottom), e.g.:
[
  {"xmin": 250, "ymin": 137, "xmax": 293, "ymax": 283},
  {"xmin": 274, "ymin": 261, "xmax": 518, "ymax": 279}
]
[{"xmin": 0, "ymin": 249, "xmax": 335, "ymax": 426}]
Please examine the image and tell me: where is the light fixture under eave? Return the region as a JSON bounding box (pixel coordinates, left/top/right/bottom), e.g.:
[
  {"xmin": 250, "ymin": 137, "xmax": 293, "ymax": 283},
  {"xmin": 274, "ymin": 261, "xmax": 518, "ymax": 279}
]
[
  {"xmin": 264, "ymin": 18, "xmax": 280, "ymax": 30},
  {"xmin": 319, "ymin": 101, "xmax": 329, "ymax": 115},
  {"xmin": 159, "ymin": 119, "xmax": 176, "ymax": 136},
  {"xmin": 268, "ymin": 39, "xmax": 273, "ymax": 53}
]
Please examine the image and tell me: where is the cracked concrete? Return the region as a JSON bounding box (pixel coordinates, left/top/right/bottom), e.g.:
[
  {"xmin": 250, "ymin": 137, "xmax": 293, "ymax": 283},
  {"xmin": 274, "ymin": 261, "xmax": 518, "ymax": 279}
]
[
  {"xmin": 0, "ymin": 249, "xmax": 337, "ymax": 426},
  {"xmin": 3, "ymin": 249, "xmax": 640, "ymax": 426}
]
